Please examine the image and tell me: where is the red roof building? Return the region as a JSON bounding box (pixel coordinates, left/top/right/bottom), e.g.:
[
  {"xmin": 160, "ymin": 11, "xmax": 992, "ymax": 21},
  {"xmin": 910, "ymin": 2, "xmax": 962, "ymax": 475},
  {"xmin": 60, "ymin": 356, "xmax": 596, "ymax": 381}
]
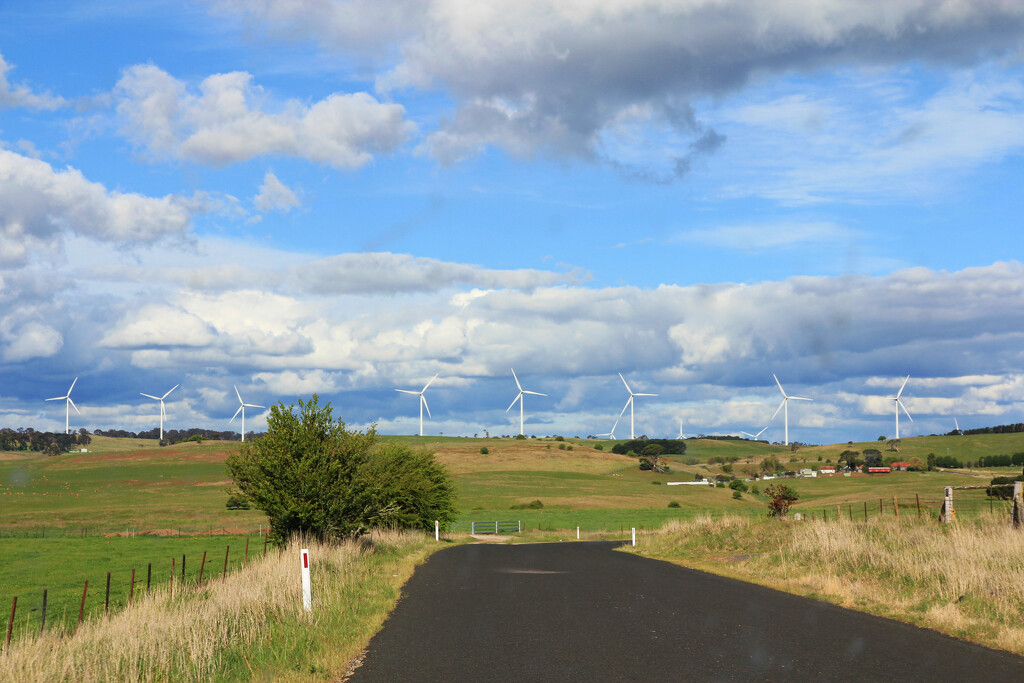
[
  {"xmin": 867, "ymin": 466, "xmax": 892, "ymax": 474},
  {"xmin": 890, "ymin": 461, "xmax": 910, "ymax": 471}
]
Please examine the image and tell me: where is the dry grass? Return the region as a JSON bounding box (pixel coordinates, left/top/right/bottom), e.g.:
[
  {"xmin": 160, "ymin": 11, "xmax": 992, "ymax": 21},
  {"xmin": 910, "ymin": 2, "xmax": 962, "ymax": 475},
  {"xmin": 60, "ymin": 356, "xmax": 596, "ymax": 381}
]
[
  {"xmin": 0, "ymin": 530, "xmax": 434, "ymax": 682},
  {"xmin": 633, "ymin": 513, "xmax": 1024, "ymax": 655}
]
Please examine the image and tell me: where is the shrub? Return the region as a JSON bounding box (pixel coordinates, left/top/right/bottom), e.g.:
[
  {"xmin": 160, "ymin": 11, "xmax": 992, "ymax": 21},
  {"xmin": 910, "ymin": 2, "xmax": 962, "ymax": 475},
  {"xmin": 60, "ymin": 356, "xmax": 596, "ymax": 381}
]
[
  {"xmin": 594, "ymin": 444, "xmax": 604, "ymax": 450},
  {"xmin": 728, "ymin": 479, "xmax": 748, "ymax": 493},
  {"xmin": 555, "ymin": 435, "xmax": 565, "ymax": 441},
  {"xmin": 510, "ymin": 499, "xmax": 544, "ymax": 510},
  {"xmin": 639, "ymin": 458, "xmax": 654, "ymax": 471},
  {"xmin": 749, "ymin": 484, "xmax": 760, "ymax": 496},
  {"xmin": 479, "ymin": 446, "xmax": 489, "ymax": 454},
  {"xmin": 651, "ymin": 480, "xmax": 662, "ymax": 485},
  {"xmin": 567, "ymin": 445, "xmax": 574, "ymax": 451},
  {"xmin": 514, "ymin": 434, "xmax": 526, "ymax": 440},
  {"xmin": 225, "ymin": 493, "xmax": 251, "ymax": 510},
  {"xmin": 667, "ymin": 501, "xmax": 681, "ymax": 508},
  {"xmin": 558, "ymin": 443, "xmax": 567, "ymax": 450},
  {"xmin": 732, "ymin": 490, "xmax": 743, "ymax": 500},
  {"xmin": 764, "ymin": 483, "xmax": 799, "ymax": 518},
  {"xmin": 226, "ymin": 394, "xmax": 457, "ymax": 544}
]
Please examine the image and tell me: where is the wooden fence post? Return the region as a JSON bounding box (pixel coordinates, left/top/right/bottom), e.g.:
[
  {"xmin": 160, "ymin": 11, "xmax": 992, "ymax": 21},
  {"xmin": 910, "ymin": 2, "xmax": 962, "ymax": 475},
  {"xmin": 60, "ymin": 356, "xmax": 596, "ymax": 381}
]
[
  {"xmin": 836, "ymin": 504, "xmax": 842, "ymax": 520},
  {"xmin": 244, "ymin": 537, "xmax": 249, "ymax": 568},
  {"xmin": 893, "ymin": 495, "xmax": 899, "ymax": 518},
  {"xmin": 941, "ymin": 486, "xmax": 954, "ymax": 524},
  {"xmin": 198, "ymin": 551, "xmax": 207, "ymax": 586},
  {"xmin": 40, "ymin": 589, "xmax": 47, "ymax": 634},
  {"xmin": 864, "ymin": 501, "xmax": 868, "ymax": 520},
  {"xmin": 1012, "ymin": 482, "xmax": 1024, "ymax": 528},
  {"xmin": 5, "ymin": 596, "xmax": 16, "ymax": 653},
  {"xmin": 129, "ymin": 569, "xmax": 135, "ymax": 607},
  {"xmin": 170, "ymin": 558, "xmax": 175, "ymax": 598},
  {"xmin": 916, "ymin": 494, "xmax": 921, "ymax": 518},
  {"xmin": 78, "ymin": 580, "xmax": 88, "ymax": 628},
  {"xmin": 147, "ymin": 563, "xmax": 152, "ymax": 594},
  {"xmin": 105, "ymin": 572, "xmax": 111, "ymax": 615},
  {"xmin": 222, "ymin": 546, "xmax": 230, "ymax": 582},
  {"xmin": 181, "ymin": 555, "xmax": 186, "ymax": 585},
  {"xmin": 879, "ymin": 498, "xmax": 883, "ymax": 515}
]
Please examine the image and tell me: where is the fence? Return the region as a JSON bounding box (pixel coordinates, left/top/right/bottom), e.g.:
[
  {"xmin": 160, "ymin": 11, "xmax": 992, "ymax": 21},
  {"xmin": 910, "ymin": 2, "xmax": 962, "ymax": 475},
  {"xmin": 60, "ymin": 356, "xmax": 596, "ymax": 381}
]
[
  {"xmin": 469, "ymin": 520, "xmax": 521, "ymax": 535},
  {"xmin": 3, "ymin": 533, "xmax": 271, "ymax": 653}
]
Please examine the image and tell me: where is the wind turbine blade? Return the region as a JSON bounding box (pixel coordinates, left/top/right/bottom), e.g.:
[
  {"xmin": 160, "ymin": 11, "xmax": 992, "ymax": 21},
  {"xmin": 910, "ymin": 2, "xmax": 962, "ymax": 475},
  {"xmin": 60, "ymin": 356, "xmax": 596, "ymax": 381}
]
[
  {"xmin": 618, "ymin": 397, "xmax": 632, "ymax": 419},
  {"xmin": 68, "ymin": 377, "xmax": 78, "ymax": 394},
  {"xmin": 245, "ymin": 403, "xmax": 265, "ymax": 409},
  {"xmin": 396, "ymin": 389, "xmax": 419, "ymax": 395},
  {"xmin": 140, "ymin": 393, "xmax": 160, "ymax": 400},
  {"xmin": 68, "ymin": 397, "xmax": 80, "ymax": 414},
  {"xmin": 896, "ymin": 375, "xmax": 910, "ymax": 400},
  {"xmin": 756, "ymin": 426, "xmax": 769, "ymax": 439},
  {"xmin": 740, "ymin": 431, "xmax": 755, "ymax": 439},
  {"xmin": 769, "ymin": 398, "xmax": 786, "ymax": 422},
  {"xmin": 899, "ymin": 400, "xmax": 913, "ymax": 422},
  {"xmin": 770, "ymin": 374, "xmax": 786, "ymax": 401},
  {"xmin": 523, "ymin": 390, "xmax": 547, "ymax": 397},
  {"xmin": 234, "ymin": 385, "xmax": 243, "ymax": 404},
  {"xmin": 789, "ymin": 396, "xmax": 812, "ymax": 401},
  {"xmin": 230, "ymin": 405, "xmax": 243, "ymax": 422},
  {"xmin": 511, "ymin": 368, "xmax": 522, "ymax": 391},
  {"xmin": 421, "ymin": 395, "xmax": 432, "ymax": 419},
  {"xmin": 634, "ymin": 392, "xmax": 657, "ymax": 397},
  {"xmin": 954, "ymin": 417, "xmax": 960, "ymax": 431},
  {"xmin": 619, "ymin": 373, "xmax": 632, "ymax": 394},
  {"xmin": 421, "ymin": 374, "xmax": 438, "ymax": 392},
  {"xmin": 506, "ymin": 393, "xmax": 521, "ymax": 413},
  {"xmin": 162, "ymin": 385, "xmax": 179, "ymax": 400},
  {"xmin": 45, "ymin": 396, "xmax": 64, "ymax": 401}
]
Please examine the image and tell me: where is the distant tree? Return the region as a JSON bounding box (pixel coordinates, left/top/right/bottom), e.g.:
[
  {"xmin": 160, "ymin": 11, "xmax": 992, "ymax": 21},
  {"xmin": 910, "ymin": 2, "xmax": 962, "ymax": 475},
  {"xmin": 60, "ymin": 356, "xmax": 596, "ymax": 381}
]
[
  {"xmin": 907, "ymin": 457, "xmax": 926, "ymax": 471},
  {"xmin": 759, "ymin": 455, "xmax": 781, "ymax": 475},
  {"xmin": 878, "ymin": 436, "xmax": 886, "ymax": 441},
  {"xmin": 927, "ymin": 453, "xmax": 936, "ymax": 471},
  {"xmin": 765, "ymin": 484, "xmax": 799, "ymax": 518},
  {"xmin": 886, "ymin": 438, "xmax": 901, "ymax": 452}
]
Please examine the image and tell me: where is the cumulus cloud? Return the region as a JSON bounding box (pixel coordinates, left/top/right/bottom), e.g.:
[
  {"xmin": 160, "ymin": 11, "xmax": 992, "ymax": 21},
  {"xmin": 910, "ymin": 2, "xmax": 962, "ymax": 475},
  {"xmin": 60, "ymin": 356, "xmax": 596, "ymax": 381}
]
[
  {"xmin": 100, "ymin": 305, "xmax": 219, "ymax": 349},
  {"xmin": 114, "ymin": 64, "xmax": 415, "ymax": 167},
  {"xmin": 0, "ymin": 52, "xmax": 65, "ymax": 110},
  {"xmin": 216, "ymin": 0, "xmax": 1024, "ymax": 172},
  {"xmin": 254, "ymin": 171, "xmax": 300, "ymax": 212},
  {"xmin": 2, "ymin": 321, "xmax": 63, "ymax": 361},
  {"xmin": 0, "ymin": 149, "xmax": 192, "ymax": 266}
]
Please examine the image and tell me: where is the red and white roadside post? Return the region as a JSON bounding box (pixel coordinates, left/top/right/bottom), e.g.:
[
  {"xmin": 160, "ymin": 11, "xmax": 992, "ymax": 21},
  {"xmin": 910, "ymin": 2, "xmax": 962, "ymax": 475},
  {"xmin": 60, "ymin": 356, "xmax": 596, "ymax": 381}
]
[{"xmin": 300, "ymin": 549, "xmax": 312, "ymax": 612}]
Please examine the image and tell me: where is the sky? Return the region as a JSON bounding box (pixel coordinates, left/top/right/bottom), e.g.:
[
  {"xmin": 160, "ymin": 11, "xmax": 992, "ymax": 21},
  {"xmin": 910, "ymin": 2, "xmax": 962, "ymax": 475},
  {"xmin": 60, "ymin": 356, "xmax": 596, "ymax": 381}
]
[{"xmin": 2, "ymin": 0, "xmax": 1024, "ymax": 445}]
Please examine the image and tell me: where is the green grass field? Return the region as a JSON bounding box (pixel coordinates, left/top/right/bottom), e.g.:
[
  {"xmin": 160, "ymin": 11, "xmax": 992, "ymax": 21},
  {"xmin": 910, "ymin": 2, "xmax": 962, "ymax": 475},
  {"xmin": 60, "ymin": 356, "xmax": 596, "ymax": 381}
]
[{"xmin": 2, "ymin": 429, "xmax": 1022, "ymax": 644}]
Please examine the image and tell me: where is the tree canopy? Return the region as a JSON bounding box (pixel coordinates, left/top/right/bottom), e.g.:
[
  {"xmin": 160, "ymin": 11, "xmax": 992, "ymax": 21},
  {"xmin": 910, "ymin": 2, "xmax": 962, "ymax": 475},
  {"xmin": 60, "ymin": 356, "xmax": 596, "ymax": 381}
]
[{"xmin": 226, "ymin": 395, "xmax": 456, "ymax": 544}]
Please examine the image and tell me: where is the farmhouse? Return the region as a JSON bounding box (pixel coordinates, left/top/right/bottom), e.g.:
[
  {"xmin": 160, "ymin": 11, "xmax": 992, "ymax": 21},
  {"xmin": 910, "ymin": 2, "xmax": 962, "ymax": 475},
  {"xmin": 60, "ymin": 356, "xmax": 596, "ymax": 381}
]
[
  {"xmin": 890, "ymin": 461, "xmax": 910, "ymax": 471},
  {"xmin": 820, "ymin": 466, "xmax": 836, "ymax": 474}
]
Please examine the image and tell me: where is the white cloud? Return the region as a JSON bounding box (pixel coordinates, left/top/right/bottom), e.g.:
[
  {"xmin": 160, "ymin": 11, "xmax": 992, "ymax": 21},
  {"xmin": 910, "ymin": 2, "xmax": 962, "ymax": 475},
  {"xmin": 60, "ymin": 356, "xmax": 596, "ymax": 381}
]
[
  {"xmin": 115, "ymin": 65, "xmax": 415, "ymax": 168},
  {"xmin": 100, "ymin": 305, "xmax": 219, "ymax": 349},
  {"xmin": 0, "ymin": 52, "xmax": 65, "ymax": 110},
  {"xmin": 254, "ymin": 171, "xmax": 300, "ymax": 212},
  {"xmin": 2, "ymin": 321, "xmax": 63, "ymax": 361},
  {"xmin": 0, "ymin": 149, "xmax": 192, "ymax": 266}
]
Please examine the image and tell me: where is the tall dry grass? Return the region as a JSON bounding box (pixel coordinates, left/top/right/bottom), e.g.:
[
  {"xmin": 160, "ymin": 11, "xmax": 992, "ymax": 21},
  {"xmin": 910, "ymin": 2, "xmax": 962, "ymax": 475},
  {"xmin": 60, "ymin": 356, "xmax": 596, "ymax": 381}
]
[
  {"xmin": 635, "ymin": 513, "xmax": 1024, "ymax": 655},
  {"xmin": 0, "ymin": 530, "xmax": 432, "ymax": 682}
]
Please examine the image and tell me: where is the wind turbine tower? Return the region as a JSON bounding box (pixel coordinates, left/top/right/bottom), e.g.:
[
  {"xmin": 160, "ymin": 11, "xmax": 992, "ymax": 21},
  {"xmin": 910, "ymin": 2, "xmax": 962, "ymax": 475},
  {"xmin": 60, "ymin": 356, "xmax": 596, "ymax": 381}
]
[
  {"xmin": 230, "ymin": 386, "xmax": 265, "ymax": 442},
  {"xmin": 506, "ymin": 368, "xmax": 547, "ymax": 436},
  {"xmin": 890, "ymin": 375, "xmax": 913, "ymax": 439},
  {"xmin": 141, "ymin": 384, "xmax": 178, "ymax": 440},
  {"xmin": 618, "ymin": 373, "xmax": 658, "ymax": 440},
  {"xmin": 396, "ymin": 374, "xmax": 438, "ymax": 436},
  {"xmin": 769, "ymin": 374, "xmax": 811, "ymax": 446},
  {"xmin": 46, "ymin": 377, "xmax": 80, "ymax": 435},
  {"xmin": 677, "ymin": 419, "xmax": 686, "ymax": 440}
]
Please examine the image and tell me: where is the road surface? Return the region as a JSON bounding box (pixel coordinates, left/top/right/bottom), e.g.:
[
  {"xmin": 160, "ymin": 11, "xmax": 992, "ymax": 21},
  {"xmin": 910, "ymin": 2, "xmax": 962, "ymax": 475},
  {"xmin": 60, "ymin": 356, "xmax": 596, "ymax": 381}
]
[{"xmin": 347, "ymin": 540, "xmax": 1024, "ymax": 682}]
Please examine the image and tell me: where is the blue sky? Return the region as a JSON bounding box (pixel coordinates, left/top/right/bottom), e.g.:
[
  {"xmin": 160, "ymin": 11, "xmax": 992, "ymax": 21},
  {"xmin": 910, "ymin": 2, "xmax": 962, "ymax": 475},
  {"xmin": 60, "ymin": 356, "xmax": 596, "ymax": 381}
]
[{"xmin": 2, "ymin": 1, "xmax": 1024, "ymax": 444}]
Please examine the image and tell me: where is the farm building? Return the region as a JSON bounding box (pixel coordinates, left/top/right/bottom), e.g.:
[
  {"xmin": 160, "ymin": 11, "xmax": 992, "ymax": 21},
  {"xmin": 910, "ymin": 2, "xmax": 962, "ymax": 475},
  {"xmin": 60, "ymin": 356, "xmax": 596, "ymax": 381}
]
[
  {"xmin": 890, "ymin": 461, "xmax": 910, "ymax": 471},
  {"xmin": 867, "ymin": 466, "xmax": 892, "ymax": 474},
  {"xmin": 820, "ymin": 466, "xmax": 836, "ymax": 474}
]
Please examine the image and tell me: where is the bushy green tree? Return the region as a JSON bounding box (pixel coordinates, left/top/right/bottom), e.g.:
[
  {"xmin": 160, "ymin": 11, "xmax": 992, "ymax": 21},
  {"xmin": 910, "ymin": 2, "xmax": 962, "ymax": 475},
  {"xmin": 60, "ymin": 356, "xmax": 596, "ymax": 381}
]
[{"xmin": 226, "ymin": 395, "xmax": 456, "ymax": 544}]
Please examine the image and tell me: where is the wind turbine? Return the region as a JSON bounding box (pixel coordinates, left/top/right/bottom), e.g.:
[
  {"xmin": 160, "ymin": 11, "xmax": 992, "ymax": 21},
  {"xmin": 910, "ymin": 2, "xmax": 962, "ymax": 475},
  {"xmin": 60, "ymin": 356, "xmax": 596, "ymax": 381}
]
[
  {"xmin": 506, "ymin": 368, "xmax": 547, "ymax": 436},
  {"xmin": 769, "ymin": 374, "xmax": 811, "ymax": 446},
  {"xmin": 740, "ymin": 425, "xmax": 769, "ymax": 441},
  {"xmin": 396, "ymin": 374, "xmax": 438, "ymax": 436},
  {"xmin": 677, "ymin": 419, "xmax": 686, "ymax": 440},
  {"xmin": 45, "ymin": 377, "xmax": 80, "ymax": 435},
  {"xmin": 230, "ymin": 386, "xmax": 264, "ymax": 442},
  {"xmin": 140, "ymin": 384, "xmax": 178, "ymax": 440},
  {"xmin": 889, "ymin": 375, "xmax": 912, "ymax": 439},
  {"xmin": 618, "ymin": 373, "xmax": 657, "ymax": 440},
  {"xmin": 954, "ymin": 417, "xmax": 963, "ymax": 436},
  {"xmin": 597, "ymin": 418, "xmax": 619, "ymax": 440}
]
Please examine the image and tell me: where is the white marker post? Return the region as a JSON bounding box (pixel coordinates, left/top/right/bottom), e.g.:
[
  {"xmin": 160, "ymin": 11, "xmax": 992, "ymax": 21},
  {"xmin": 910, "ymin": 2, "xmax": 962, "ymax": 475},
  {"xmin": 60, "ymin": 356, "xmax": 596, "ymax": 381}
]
[
  {"xmin": 435, "ymin": 520, "xmax": 439, "ymax": 541},
  {"xmin": 300, "ymin": 549, "xmax": 312, "ymax": 612},
  {"xmin": 576, "ymin": 526, "xmax": 580, "ymax": 540},
  {"xmin": 631, "ymin": 528, "xmax": 636, "ymax": 547}
]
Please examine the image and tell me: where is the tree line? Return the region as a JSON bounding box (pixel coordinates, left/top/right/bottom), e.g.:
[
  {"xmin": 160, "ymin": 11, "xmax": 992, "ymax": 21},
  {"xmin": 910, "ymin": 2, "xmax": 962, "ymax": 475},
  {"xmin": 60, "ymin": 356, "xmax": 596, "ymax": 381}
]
[
  {"xmin": 0, "ymin": 428, "xmax": 89, "ymax": 455},
  {"xmin": 92, "ymin": 427, "xmax": 261, "ymax": 442}
]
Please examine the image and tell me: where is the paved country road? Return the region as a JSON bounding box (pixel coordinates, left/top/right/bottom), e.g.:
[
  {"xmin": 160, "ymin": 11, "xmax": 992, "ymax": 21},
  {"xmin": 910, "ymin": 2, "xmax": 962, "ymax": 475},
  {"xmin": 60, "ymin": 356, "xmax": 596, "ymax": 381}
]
[{"xmin": 347, "ymin": 541, "xmax": 1024, "ymax": 682}]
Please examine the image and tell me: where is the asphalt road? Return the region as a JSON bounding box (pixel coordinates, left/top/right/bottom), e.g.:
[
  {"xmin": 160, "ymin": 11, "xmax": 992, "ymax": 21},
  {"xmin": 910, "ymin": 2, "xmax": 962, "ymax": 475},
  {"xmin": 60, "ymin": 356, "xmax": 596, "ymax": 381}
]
[{"xmin": 347, "ymin": 540, "xmax": 1024, "ymax": 682}]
